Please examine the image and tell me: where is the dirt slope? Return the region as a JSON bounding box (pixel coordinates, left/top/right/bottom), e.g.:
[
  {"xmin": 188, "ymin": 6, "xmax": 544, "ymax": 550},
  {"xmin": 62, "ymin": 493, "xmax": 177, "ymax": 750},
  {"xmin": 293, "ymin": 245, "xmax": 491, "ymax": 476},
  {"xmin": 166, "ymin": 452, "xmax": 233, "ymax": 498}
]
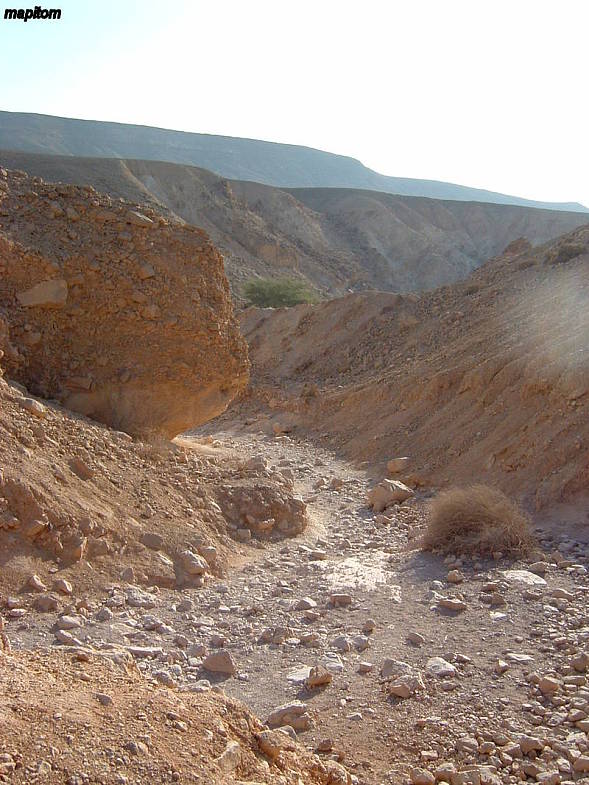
[
  {"xmin": 237, "ymin": 229, "xmax": 589, "ymax": 515},
  {"xmin": 0, "ymin": 650, "xmax": 348, "ymax": 784},
  {"xmin": 0, "ymin": 166, "xmax": 248, "ymax": 437},
  {"xmin": 2, "ymin": 151, "xmax": 587, "ymax": 297},
  {"xmin": 0, "ymin": 361, "xmax": 309, "ymax": 596}
]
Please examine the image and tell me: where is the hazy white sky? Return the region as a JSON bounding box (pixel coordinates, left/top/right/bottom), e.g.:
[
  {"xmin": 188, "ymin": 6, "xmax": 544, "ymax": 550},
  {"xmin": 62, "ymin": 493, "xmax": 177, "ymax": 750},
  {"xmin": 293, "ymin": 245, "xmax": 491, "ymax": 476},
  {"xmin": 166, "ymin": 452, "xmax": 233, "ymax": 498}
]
[{"xmin": 1, "ymin": 0, "xmax": 587, "ymax": 206}]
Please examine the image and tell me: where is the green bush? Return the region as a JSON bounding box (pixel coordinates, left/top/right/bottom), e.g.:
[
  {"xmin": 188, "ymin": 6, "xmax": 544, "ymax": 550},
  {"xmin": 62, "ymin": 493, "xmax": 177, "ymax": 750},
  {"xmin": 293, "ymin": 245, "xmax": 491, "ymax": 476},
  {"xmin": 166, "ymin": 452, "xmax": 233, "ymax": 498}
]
[{"xmin": 242, "ymin": 277, "xmax": 319, "ymax": 308}]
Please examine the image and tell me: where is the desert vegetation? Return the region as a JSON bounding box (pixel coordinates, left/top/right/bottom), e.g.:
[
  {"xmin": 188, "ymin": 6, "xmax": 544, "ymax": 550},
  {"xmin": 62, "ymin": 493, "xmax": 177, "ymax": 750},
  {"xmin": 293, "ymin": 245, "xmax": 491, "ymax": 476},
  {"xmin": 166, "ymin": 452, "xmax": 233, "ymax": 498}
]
[
  {"xmin": 243, "ymin": 276, "xmax": 320, "ymax": 308},
  {"xmin": 422, "ymin": 484, "xmax": 534, "ymax": 556}
]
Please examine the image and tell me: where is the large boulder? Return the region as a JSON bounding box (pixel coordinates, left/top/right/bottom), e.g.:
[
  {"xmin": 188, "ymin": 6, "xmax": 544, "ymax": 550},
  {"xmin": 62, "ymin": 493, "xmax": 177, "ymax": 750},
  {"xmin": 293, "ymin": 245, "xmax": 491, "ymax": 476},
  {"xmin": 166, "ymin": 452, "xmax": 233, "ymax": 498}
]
[{"xmin": 0, "ymin": 168, "xmax": 249, "ymax": 437}]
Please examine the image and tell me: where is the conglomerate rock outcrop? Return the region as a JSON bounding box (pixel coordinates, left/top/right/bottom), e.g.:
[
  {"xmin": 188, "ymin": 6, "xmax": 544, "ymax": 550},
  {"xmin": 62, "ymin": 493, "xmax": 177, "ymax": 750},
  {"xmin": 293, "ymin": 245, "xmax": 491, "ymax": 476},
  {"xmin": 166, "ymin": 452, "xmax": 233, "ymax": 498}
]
[{"xmin": 0, "ymin": 166, "xmax": 249, "ymax": 438}]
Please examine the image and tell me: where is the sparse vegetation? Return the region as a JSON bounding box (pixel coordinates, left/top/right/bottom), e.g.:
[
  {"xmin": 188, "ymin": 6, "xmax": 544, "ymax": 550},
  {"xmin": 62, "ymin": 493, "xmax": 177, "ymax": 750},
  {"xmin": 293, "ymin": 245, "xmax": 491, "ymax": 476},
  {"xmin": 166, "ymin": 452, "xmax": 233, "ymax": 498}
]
[
  {"xmin": 422, "ymin": 484, "xmax": 534, "ymax": 556},
  {"xmin": 243, "ymin": 277, "xmax": 319, "ymax": 308},
  {"xmin": 546, "ymin": 242, "xmax": 586, "ymax": 265}
]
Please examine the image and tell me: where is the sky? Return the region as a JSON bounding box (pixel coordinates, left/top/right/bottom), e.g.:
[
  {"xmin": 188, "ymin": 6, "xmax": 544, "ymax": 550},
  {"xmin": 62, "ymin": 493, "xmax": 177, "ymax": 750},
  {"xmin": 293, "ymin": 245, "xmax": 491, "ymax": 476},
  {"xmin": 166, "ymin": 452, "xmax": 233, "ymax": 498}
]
[{"xmin": 0, "ymin": 0, "xmax": 588, "ymax": 207}]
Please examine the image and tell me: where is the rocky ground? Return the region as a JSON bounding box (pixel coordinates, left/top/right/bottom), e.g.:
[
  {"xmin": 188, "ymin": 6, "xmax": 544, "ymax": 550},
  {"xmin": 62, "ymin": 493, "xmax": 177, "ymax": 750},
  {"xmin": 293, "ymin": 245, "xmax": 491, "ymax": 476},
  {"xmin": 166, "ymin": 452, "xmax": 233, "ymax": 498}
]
[{"xmin": 3, "ymin": 426, "xmax": 589, "ymax": 785}]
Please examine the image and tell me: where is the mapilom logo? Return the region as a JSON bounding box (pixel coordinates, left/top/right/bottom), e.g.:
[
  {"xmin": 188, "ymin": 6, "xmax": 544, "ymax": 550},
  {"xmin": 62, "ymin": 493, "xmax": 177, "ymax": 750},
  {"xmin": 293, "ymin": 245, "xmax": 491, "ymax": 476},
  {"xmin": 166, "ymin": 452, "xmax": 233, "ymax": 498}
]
[{"xmin": 4, "ymin": 6, "xmax": 61, "ymax": 20}]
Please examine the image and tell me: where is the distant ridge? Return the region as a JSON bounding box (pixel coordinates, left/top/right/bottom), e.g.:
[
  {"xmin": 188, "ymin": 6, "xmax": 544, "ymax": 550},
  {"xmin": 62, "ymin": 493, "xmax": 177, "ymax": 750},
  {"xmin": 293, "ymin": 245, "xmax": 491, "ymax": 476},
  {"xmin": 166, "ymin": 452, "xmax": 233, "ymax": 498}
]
[
  {"xmin": 2, "ymin": 148, "xmax": 587, "ymax": 297},
  {"xmin": 0, "ymin": 110, "xmax": 586, "ymax": 213}
]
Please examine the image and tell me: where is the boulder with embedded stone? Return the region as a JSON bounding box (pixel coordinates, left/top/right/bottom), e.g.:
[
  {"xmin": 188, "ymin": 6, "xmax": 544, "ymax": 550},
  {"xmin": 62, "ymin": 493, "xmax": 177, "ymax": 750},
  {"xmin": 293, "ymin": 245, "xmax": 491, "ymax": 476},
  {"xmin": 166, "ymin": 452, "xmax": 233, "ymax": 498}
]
[
  {"xmin": 180, "ymin": 550, "xmax": 208, "ymax": 575},
  {"xmin": 0, "ymin": 168, "xmax": 249, "ymax": 438},
  {"xmin": 216, "ymin": 480, "xmax": 307, "ymax": 539}
]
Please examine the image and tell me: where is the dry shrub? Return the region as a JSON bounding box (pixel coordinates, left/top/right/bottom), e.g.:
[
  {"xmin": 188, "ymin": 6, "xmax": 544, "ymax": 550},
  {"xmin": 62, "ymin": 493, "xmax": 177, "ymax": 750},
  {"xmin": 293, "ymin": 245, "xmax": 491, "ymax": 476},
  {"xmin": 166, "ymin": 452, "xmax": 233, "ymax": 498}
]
[{"xmin": 423, "ymin": 484, "xmax": 534, "ymax": 556}]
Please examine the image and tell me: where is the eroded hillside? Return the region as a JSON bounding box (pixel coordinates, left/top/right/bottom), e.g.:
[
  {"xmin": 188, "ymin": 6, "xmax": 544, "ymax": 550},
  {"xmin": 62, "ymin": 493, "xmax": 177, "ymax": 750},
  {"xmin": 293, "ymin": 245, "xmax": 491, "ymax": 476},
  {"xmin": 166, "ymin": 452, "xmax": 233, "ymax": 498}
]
[
  {"xmin": 0, "ymin": 650, "xmax": 351, "ymax": 785},
  {"xmin": 236, "ymin": 230, "xmax": 589, "ymax": 515},
  {"xmin": 1, "ymin": 151, "xmax": 587, "ymax": 297}
]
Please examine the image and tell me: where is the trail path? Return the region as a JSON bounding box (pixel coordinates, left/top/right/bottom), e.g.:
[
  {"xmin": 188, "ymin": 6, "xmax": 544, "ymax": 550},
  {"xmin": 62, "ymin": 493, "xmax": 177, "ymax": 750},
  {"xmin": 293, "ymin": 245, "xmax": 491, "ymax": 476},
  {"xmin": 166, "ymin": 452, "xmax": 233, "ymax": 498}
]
[{"xmin": 6, "ymin": 428, "xmax": 589, "ymax": 785}]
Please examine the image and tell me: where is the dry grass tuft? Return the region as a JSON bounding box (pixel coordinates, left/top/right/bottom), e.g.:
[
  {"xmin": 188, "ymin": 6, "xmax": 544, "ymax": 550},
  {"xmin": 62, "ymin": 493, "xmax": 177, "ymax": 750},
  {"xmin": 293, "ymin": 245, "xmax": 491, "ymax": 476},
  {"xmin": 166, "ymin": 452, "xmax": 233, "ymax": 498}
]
[{"xmin": 423, "ymin": 484, "xmax": 534, "ymax": 556}]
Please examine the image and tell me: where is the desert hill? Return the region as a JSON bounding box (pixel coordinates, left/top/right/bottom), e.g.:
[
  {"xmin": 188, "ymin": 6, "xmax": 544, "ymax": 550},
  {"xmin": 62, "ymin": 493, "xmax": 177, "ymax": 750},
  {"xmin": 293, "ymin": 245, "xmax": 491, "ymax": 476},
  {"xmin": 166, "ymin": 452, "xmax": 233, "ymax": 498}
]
[
  {"xmin": 1, "ymin": 110, "xmax": 586, "ymax": 212},
  {"xmin": 1, "ymin": 150, "xmax": 587, "ymax": 297},
  {"xmin": 2, "ymin": 168, "xmax": 589, "ymax": 785},
  {"xmin": 235, "ymin": 229, "xmax": 589, "ymax": 515}
]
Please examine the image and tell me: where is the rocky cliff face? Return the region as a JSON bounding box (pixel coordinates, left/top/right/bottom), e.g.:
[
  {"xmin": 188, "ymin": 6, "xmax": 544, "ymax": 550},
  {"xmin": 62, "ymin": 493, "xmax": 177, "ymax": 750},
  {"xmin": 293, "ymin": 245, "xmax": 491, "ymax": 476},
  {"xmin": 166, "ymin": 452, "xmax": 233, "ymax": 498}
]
[{"xmin": 0, "ymin": 167, "xmax": 249, "ymax": 438}]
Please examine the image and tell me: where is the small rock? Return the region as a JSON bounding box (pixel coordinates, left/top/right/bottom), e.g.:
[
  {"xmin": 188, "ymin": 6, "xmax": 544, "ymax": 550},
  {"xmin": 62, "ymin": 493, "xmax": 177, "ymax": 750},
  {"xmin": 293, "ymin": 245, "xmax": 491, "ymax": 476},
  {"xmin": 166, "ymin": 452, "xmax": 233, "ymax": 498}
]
[
  {"xmin": 266, "ymin": 702, "xmax": 311, "ymax": 732},
  {"xmin": 387, "ymin": 456, "xmax": 411, "ymax": 474},
  {"xmin": 120, "ymin": 567, "xmax": 135, "ymax": 583},
  {"xmin": 19, "ymin": 398, "xmax": 47, "ymax": 418},
  {"xmin": 389, "ymin": 675, "xmax": 422, "ymax": 698},
  {"xmin": 127, "ymin": 646, "xmax": 163, "ymax": 659},
  {"xmin": 53, "ymin": 578, "xmax": 73, "ymax": 595},
  {"xmin": 411, "ymin": 767, "xmax": 435, "ymax": 785},
  {"xmin": 295, "ymin": 597, "xmax": 317, "ymax": 611},
  {"xmin": 96, "ymin": 606, "xmax": 113, "ymax": 622},
  {"xmin": 502, "ymin": 569, "xmax": 546, "ymax": 587},
  {"xmin": 538, "ymin": 675, "xmax": 561, "ymax": 694},
  {"xmin": 34, "ymin": 593, "xmax": 59, "ymax": 612},
  {"xmin": 305, "ymin": 665, "xmax": 333, "ymax": 690},
  {"xmin": 315, "ymin": 738, "xmax": 334, "ymax": 753},
  {"xmin": 367, "ymin": 479, "xmax": 413, "ymax": 512},
  {"xmin": 519, "ymin": 735, "xmax": 544, "ymax": 755},
  {"xmin": 28, "ymin": 574, "xmax": 47, "ymax": 592},
  {"xmin": 330, "ymin": 593, "xmax": 352, "ymax": 608},
  {"xmin": 255, "ymin": 729, "xmax": 294, "ymax": 762},
  {"xmin": 332, "ymin": 635, "xmax": 352, "ymax": 652},
  {"xmin": 17, "ymin": 279, "xmax": 68, "ymax": 307},
  {"xmin": 573, "ymin": 756, "xmax": 589, "ymax": 773},
  {"xmin": 69, "ymin": 456, "xmax": 94, "ymax": 480},
  {"xmin": 56, "ymin": 615, "xmax": 81, "ymax": 630},
  {"xmin": 572, "ymin": 651, "xmax": 589, "ymax": 672},
  {"xmin": 202, "ymin": 649, "xmax": 236, "ymax": 675},
  {"xmin": 437, "ymin": 597, "xmax": 467, "ymax": 612},
  {"xmin": 141, "ymin": 532, "xmax": 164, "ymax": 550},
  {"xmin": 426, "ymin": 657, "xmax": 457, "ymax": 677}
]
